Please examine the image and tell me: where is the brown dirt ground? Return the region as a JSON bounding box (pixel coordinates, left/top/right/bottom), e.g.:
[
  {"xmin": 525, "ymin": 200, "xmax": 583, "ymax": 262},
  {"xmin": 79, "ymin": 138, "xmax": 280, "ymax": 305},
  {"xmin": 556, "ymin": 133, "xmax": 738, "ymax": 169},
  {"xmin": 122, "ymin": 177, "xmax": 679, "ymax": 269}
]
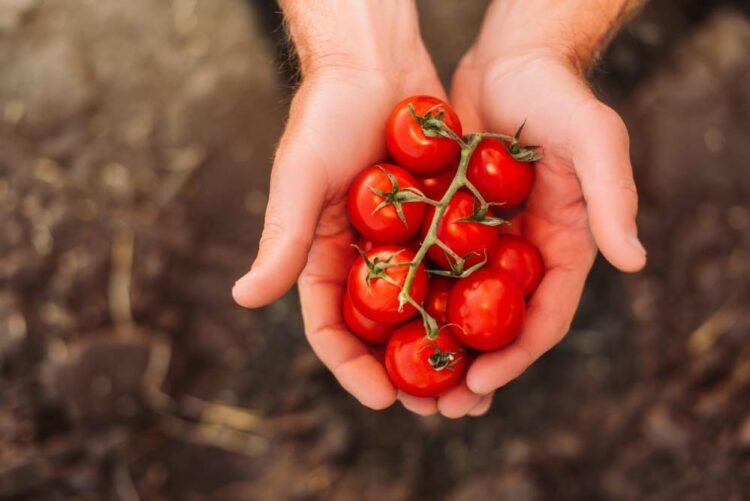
[{"xmin": 0, "ymin": 0, "xmax": 749, "ymax": 499}]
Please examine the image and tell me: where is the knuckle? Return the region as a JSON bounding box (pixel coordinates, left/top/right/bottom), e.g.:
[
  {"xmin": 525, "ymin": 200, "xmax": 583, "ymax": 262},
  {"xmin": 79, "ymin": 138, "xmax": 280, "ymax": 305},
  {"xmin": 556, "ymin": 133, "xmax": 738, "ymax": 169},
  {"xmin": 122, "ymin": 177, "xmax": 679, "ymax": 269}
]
[{"xmin": 598, "ymin": 104, "xmax": 631, "ymax": 145}]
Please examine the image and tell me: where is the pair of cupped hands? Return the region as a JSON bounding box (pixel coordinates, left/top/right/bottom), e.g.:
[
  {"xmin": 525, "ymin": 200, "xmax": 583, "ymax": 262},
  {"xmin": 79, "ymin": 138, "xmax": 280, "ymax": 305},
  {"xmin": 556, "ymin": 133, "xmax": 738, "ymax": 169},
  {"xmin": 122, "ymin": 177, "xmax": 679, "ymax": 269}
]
[{"xmin": 232, "ymin": 18, "xmax": 647, "ymax": 418}]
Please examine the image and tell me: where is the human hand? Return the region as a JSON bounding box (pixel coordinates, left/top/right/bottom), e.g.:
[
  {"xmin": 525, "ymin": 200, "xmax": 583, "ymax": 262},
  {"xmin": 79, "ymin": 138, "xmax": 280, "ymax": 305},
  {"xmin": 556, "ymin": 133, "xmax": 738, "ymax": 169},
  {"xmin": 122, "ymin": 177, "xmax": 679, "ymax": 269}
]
[
  {"xmin": 231, "ymin": 0, "xmax": 491, "ymax": 417},
  {"xmin": 448, "ymin": 0, "xmax": 647, "ymax": 405}
]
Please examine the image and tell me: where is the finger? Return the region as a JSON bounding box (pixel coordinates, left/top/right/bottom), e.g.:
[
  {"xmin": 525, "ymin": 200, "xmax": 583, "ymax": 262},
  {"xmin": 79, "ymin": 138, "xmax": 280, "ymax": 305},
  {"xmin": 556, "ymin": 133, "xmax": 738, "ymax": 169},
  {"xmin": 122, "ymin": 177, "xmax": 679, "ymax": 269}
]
[
  {"xmin": 398, "ymin": 391, "xmax": 438, "ymax": 416},
  {"xmin": 437, "ymin": 380, "xmax": 483, "ymax": 419},
  {"xmin": 299, "ymin": 235, "xmax": 397, "ymax": 410},
  {"xmin": 449, "ymin": 69, "xmax": 484, "ymax": 133},
  {"xmin": 466, "ymin": 264, "xmax": 588, "ymax": 395},
  {"xmin": 232, "ymin": 91, "xmax": 328, "ymax": 308},
  {"xmin": 468, "ymin": 393, "xmax": 493, "ymax": 417},
  {"xmin": 570, "ymin": 101, "xmax": 647, "ymax": 273}
]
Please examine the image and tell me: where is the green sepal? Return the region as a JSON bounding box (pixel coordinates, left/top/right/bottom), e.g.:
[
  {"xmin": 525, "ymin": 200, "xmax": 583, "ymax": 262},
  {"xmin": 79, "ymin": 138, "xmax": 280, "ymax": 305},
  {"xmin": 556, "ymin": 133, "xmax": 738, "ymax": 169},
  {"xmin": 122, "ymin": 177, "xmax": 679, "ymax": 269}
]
[
  {"xmin": 419, "ymin": 338, "xmax": 465, "ymax": 371},
  {"xmin": 503, "ymin": 119, "xmax": 543, "ymax": 162},
  {"xmin": 455, "ymin": 197, "xmax": 509, "ymax": 227},
  {"xmin": 408, "ymin": 103, "xmax": 462, "ymax": 143},
  {"xmin": 368, "ymin": 166, "xmax": 431, "ymax": 227}
]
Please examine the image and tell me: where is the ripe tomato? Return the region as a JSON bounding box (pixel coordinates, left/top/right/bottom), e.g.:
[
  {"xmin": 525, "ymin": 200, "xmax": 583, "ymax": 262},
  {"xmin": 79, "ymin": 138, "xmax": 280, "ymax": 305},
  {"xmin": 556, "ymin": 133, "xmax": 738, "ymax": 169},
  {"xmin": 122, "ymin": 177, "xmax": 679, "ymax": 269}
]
[
  {"xmin": 447, "ymin": 269, "xmax": 526, "ymax": 351},
  {"xmin": 385, "ymin": 320, "xmax": 467, "ymax": 397},
  {"xmin": 423, "ymin": 277, "xmax": 454, "ymax": 324},
  {"xmin": 467, "ymin": 138, "xmax": 534, "ymax": 209},
  {"xmin": 347, "ymin": 246, "xmax": 428, "ymax": 324},
  {"xmin": 422, "ymin": 191, "xmax": 499, "ymax": 270},
  {"xmin": 342, "ymin": 293, "xmax": 397, "ymax": 344},
  {"xmin": 357, "ymin": 235, "xmax": 420, "ymax": 254},
  {"xmin": 497, "ymin": 209, "xmax": 524, "ymax": 236},
  {"xmin": 488, "ymin": 235, "xmax": 544, "ymax": 296},
  {"xmin": 417, "ymin": 159, "xmax": 457, "ymax": 201},
  {"xmin": 369, "ymin": 345, "xmax": 386, "ymax": 367},
  {"xmin": 356, "ymin": 236, "xmax": 379, "ymax": 253},
  {"xmin": 386, "ymin": 96, "xmax": 462, "ymax": 176},
  {"xmin": 347, "ymin": 164, "xmax": 427, "ymax": 244}
]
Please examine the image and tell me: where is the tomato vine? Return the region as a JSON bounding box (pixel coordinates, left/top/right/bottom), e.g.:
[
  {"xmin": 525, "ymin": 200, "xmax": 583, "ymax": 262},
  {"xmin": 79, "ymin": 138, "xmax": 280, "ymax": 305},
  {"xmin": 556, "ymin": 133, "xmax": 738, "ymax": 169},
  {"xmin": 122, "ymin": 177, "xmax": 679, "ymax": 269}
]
[{"xmin": 394, "ymin": 109, "xmax": 541, "ymax": 339}]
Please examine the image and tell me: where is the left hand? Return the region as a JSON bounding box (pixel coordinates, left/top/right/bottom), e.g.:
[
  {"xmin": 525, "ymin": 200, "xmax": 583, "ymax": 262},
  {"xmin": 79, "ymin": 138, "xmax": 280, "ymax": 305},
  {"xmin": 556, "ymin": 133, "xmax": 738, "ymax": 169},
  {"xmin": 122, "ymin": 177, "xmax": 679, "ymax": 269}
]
[{"xmin": 436, "ymin": 48, "xmax": 647, "ymax": 416}]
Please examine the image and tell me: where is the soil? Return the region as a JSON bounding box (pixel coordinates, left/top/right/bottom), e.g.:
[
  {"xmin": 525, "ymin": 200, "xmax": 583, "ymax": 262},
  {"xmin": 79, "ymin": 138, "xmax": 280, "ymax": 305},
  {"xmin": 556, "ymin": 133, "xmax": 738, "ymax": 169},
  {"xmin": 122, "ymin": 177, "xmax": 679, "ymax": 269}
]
[{"xmin": 0, "ymin": 0, "xmax": 749, "ymax": 499}]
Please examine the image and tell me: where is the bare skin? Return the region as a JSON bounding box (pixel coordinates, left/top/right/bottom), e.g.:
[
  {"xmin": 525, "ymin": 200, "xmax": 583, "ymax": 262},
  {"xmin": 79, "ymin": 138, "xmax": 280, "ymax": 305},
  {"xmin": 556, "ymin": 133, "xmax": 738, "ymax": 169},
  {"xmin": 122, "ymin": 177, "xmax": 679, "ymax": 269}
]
[{"xmin": 233, "ymin": 0, "xmax": 647, "ymax": 418}]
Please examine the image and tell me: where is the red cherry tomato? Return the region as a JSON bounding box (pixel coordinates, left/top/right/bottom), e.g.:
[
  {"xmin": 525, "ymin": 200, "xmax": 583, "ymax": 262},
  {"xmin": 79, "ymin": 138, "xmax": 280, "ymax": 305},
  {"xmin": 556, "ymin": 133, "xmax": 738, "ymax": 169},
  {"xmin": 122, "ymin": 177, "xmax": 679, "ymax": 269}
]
[
  {"xmin": 417, "ymin": 160, "xmax": 457, "ymax": 201},
  {"xmin": 497, "ymin": 209, "xmax": 524, "ymax": 236},
  {"xmin": 369, "ymin": 345, "xmax": 386, "ymax": 366},
  {"xmin": 356, "ymin": 236, "xmax": 379, "ymax": 253},
  {"xmin": 386, "ymin": 96, "xmax": 462, "ymax": 176},
  {"xmin": 422, "ymin": 191, "xmax": 499, "ymax": 270},
  {"xmin": 467, "ymin": 138, "xmax": 534, "ymax": 209},
  {"xmin": 357, "ymin": 235, "xmax": 420, "ymax": 254},
  {"xmin": 488, "ymin": 235, "xmax": 544, "ymax": 296},
  {"xmin": 385, "ymin": 320, "xmax": 467, "ymax": 397},
  {"xmin": 447, "ymin": 269, "xmax": 526, "ymax": 351},
  {"xmin": 423, "ymin": 277, "xmax": 454, "ymax": 324},
  {"xmin": 347, "ymin": 164, "xmax": 427, "ymax": 244},
  {"xmin": 347, "ymin": 246, "xmax": 428, "ymax": 324},
  {"xmin": 342, "ymin": 293, "xmax": 397, "ymax": 344}
]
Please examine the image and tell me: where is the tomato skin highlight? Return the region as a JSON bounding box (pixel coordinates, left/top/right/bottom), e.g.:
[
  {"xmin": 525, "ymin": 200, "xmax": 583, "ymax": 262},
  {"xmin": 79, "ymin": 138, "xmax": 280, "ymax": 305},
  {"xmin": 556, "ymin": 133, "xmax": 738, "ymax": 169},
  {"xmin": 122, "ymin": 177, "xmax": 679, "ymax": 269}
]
[
  {"xmin": 422, "ymin": 191, "xmax": 499, "ymax": 270},
  {"xmin": 467, "ymin": 138, "xmax": 534, "ymax": 209},
  {"xmin": 417, "ymin": 160, "xmax": 457, "ymax": 201},
  {"xmin": 385, "ymin": 321, "xmax": 467, "ymax": 398},
  {"xmin": 347, "ymin": 246, "xmax": 428, "ymax": 324},
  {"xmin": 488, "ymin": 235, "xmax": 544, "ymax": 296},
  {"xmin": 447, "ymin": 269, "xmax": 526, "ymax": 351},
  {"xmin": 386, "ymin": 96, "xmax": 462, "ymax": 176},
  {"xmin": 347, "ymin": 164, "xmax": 427, "ymax": 244},
  {"xmin": 423, "ymin": 277, "xmax": 454, "ymax": 324},
  {"xmin": 342, "ymin": 293, "xmax": 397, "ymax": 344}
]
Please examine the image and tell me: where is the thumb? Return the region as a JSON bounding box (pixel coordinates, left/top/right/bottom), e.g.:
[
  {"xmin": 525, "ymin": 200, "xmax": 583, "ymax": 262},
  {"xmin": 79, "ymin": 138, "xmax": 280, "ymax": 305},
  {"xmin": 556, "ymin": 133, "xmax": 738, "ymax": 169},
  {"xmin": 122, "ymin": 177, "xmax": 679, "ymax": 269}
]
[
  {"xmin": 232, "ymin": 93, "xmax": 327, "ymax": 308},
  {"xmin": 570, "ymin": 100, "xmax": 647, "ymax": 273}
]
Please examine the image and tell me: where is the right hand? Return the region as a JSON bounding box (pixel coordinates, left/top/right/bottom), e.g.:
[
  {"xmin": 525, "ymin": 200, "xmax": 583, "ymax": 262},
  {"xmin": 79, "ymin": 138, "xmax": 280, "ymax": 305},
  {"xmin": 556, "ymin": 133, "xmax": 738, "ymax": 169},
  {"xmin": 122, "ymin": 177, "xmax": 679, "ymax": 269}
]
[{"xmin": 231, "ymin": 34, "xmax": 491, "ymax": 417}]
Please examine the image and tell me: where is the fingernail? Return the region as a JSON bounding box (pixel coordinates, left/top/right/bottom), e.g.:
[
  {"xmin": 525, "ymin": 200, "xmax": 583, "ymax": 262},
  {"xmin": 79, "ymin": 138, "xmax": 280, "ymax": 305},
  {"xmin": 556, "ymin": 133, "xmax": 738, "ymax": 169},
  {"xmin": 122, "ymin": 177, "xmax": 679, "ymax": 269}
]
[
  {"xmin": 234, "ymin": 269, "xmax": 256, "ymax": 287},
  {"xmin": 628, "ymin": 232, "xmax": 647, "ymax": 256}
]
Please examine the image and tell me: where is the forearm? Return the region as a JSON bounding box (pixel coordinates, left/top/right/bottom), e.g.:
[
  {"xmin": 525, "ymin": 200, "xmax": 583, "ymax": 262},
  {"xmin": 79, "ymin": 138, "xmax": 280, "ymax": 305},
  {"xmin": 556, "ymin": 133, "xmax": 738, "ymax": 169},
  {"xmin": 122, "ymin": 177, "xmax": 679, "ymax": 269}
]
[
  {"xmin": 474, "ymin": 0, "xmax": 647, "ymax": 72},
  {"xmin": 279, "ymin": 0, "xmax": 426, "ymax": 76}
]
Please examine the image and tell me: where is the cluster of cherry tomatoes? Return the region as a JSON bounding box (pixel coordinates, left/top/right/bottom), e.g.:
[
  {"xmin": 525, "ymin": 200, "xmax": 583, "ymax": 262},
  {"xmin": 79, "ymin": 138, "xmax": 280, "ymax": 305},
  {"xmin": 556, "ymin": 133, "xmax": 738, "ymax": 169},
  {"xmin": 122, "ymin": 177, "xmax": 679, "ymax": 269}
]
[{"xmin": 343, "ymin": 95, "xmax": 544, "ymax": 398}]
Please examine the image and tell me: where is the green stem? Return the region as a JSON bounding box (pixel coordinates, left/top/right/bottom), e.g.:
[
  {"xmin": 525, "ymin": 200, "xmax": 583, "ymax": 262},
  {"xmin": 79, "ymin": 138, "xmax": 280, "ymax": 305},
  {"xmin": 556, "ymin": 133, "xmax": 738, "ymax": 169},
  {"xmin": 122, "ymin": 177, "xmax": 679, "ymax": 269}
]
[
  {"xmin": 434, "ymin": 237, "xmax": 463, "ymax": 268},
  {"xmin": 476, "ymin": 132, "xmax": 515, "ymax": 142},
  {"xmin": 398, "ymin": 134, "xmax": 483, "ymax": 339},
  {"xmin": 462, "ymin": 178, "xmax": 489, "ymax": 210}
]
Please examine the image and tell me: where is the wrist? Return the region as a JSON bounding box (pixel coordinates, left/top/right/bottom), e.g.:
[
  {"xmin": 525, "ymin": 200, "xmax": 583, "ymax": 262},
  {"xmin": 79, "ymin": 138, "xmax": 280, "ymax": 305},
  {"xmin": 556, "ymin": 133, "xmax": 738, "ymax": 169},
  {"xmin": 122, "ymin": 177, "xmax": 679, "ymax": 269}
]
[
  {"xmin": 280, "ymin": 0, "xmax": 428, "ymax": 78},
  {"xmin": 471, "ymin": 0, "xmax": 645, "ymax": 74}
]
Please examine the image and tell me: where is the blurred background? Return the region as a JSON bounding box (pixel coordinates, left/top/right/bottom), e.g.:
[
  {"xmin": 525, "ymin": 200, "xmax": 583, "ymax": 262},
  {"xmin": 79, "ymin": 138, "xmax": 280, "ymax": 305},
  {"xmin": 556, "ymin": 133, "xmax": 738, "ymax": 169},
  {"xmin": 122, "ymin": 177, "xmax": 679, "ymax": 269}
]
[{"xmin": 1, "ymin": 0, "xmax": 749, "ymax": 499}]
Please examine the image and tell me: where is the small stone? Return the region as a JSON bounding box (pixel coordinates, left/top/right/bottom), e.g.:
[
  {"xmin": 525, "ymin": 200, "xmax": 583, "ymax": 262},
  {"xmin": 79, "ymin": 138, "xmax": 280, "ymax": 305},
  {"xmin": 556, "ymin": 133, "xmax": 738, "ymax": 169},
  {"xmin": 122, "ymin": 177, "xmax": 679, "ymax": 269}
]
[
  {"xmin": 100, "ymin": 162, "xmax": 134, "ymax": 197},
  {"xmin": 45, "ymin": 331, "xmax": 156, "ymax": 424},
  {"xmin": 643, "ymin": 405, "xmax": 689, "ymax": 452},
  {"xmin": 0, "ymin": 0, "xmax": 37, "ymax": 33},
  {"xmin": 32, "ymin": 158, "xmax": 64, "ymax": 185}
]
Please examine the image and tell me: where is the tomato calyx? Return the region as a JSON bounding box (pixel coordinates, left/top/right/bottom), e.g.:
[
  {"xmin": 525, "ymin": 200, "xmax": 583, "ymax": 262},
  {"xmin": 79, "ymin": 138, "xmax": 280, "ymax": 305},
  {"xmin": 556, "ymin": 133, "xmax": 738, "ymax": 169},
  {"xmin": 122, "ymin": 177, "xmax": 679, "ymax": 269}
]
[
  {"xmin": 368, "ymin": 166, "xmax": 433, "ymax": 227},
  {"xmin": 480, "ymin": 120, "xmax": 542, "ymax": 163},
  {"xmin": 352, "ymin": 245, "xmax": 411, "ymax": 290},
  {"xmin": 429, "ymin": 252, "xmax": 488, "ymax": 278},
  {"xmin": 505, "ymin": 120, "xmax": 542, "ymax": 162},
  {"xmin": 408, "ymin": 103, "xmax": 465, "ymax": 145},
  {"xmin": 423, "ymin": 342, "xmax": 464, "ymax": 372}
]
